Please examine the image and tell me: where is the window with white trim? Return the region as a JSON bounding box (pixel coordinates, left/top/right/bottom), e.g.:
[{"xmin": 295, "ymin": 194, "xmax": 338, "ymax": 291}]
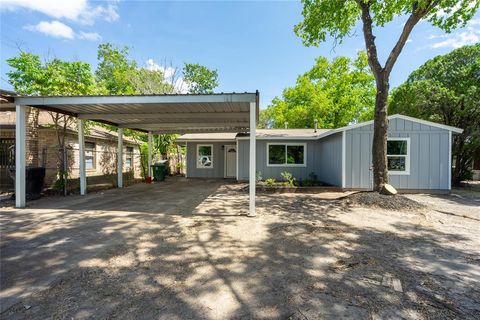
[
  {"xmin": 125, "ymin": 146, "xmax": 134, "ymax": 169},
  {"xmin": 197, "ymin": 144, "xmax": 213, "ymax": 168},
  {"xmin": 85, "ymin": 142, "xmax": 96, "ymax": 170},
  {"xmin": 387, "ymin": 138, "xmax": 410, "ymax": 174},
  {"xmin": 267, "ymin": 143, "xmax": 306, "ymax": 166}
]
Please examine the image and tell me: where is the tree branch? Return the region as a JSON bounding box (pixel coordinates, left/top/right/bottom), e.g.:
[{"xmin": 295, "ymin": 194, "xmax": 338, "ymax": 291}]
[
  {"xmin": 356, "ymin": 0, "xmax": 383, "ymax": 80},
  {"xmin": 384, "ymin": 1, "xmax": 440, "ymax": 76}
]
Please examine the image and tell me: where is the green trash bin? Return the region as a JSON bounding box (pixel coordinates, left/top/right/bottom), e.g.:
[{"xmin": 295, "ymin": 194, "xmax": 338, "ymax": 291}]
[{"xmin": 152, "ymin": 160, "xmax": 168, "ymax": 181}]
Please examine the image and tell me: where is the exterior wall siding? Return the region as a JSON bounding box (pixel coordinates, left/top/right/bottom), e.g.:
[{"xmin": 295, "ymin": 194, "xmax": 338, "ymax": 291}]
[
  {"xmin": 186, "ymin": 142, "xmax": 230, "ymax": 178},
  {"xmin": 345, "ymin": 118, "xmax": 450, "ymax": 190},
  {"xmin": 315, "ymin": 133, "xmax": 342, "ymax": 186},
  {"xmin": 237, "ymin": 134, "xmax": 342, "ymax": 186}
]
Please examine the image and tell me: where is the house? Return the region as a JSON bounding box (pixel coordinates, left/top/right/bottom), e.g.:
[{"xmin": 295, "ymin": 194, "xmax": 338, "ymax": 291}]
[
  {"xmin": 0, "ymin": 109, "xmax": 142, "ymax": 192},
  {"xmin": 176, "ymin": 114, "xmax": 463, "ymax": 192}
]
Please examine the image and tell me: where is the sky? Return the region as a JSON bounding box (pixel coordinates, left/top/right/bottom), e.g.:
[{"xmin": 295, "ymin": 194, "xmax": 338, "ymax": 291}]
[{"xmin": 1, "ymin": 0, "xmax": 479, "ymax": 109}]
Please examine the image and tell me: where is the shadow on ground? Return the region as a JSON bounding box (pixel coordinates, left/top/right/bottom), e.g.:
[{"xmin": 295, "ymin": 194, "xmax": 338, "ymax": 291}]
[{"xmin": 1, "ymin": 178, "xmax": 479, "ymax": 319}]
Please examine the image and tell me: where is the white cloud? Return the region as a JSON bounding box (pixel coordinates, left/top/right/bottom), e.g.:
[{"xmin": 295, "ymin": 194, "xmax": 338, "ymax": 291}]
[
  {"xmin": 24, "ymin": 20, "xmax": 74, "ymax": 39},
  {"xmin": 78, "ymin": 31, "xmax": 101, "ymax": 41},
  {"xmin": 406, "ymin": 38, "xmax": 413, "ymax": 43},
  {"xmin": 144, "ymin": 59, "xmax": 191, "ymax": 93},
  {"xmin": 432, "ymin": 31, "xmax": 479, "ymax": 48},
  {"xmin": 146, "ymin": 59, "xmax": 161, "ymax": 72},
  {"xmin": 429, "ymin": 19, "xmax": 480, "ymax": 49},
  {"xmin": 1, "ymin": 0, "xmax": 119, "ymax": 25},
  {"xmin": 146, "ymin": 59, "xmax": 176, "ymax": 79},
  {"xmin": 24, "ymin": 20, "xmax": 102, "ymax": 41}
]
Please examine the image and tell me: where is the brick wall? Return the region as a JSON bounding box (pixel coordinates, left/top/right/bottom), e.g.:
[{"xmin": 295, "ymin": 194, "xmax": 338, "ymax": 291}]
[{"xmin": 38, "ymin": 129, "xmax": 142, "ymax": 188}]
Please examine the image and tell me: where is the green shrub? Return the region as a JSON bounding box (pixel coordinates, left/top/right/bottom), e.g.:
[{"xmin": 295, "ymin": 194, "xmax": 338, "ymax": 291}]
[
  {"xmin": 265, "ymin": 178, "xmax": 276, "ymax": 186},
  {"xmin": 280, "ymin": 171, "xmax": 296, "ymax": 186}
]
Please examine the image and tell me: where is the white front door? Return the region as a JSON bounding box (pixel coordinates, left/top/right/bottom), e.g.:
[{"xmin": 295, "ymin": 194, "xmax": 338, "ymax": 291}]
[{"xmin": 225, "ymin": 145, "xmax": 237, "ymax": 178}]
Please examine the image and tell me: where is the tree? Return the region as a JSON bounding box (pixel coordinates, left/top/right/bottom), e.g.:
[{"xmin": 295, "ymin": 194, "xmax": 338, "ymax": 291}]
[
  {"xmin": 295, "ymin": 0, "xmax": 479, "ymax": 191},
  {"xmin": 260, "ymin": 51, "xmax": 375, "ymax": 129},
  {"xmin": 129, "ymin": 68, "xmax": 175, "ymax": 94},
  {"xmin": 7, "ymin": 52, "xmax": 99, "ymax": 189},
  {"xmin": 183, "ymin": 63, "xmax": 219, "ymax": 94},
  {"xmin": 390, "ymin": 44, "xmax": 480, "ymax": 186},
  {"xmin": 96, "ymin": 43, "xmax": 137, "ymax": 95}
]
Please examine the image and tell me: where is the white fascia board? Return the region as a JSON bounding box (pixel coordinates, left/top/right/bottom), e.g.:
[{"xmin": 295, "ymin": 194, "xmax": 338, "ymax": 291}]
[
  {"xmin": 236, "ymin": 136, "xmax": 320, "ymax": 141},
  {"xmin": 176, "ymin": 139, "xmax": 237, "ymax": 143},
  {"xmin": 388, "ymin": 114, "xmax": 463, "ymax": 133},
  {"xmin": 15, "ymin": 93, "xmax": 257, "ymax": 106},
  {"xmin": 328, "ymin": 114, "xmax": 463, "ymax": 135}
]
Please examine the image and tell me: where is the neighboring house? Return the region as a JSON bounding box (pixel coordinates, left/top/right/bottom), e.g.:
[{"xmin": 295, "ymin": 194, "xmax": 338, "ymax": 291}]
[
  {"xmin": 177, "ymin": 114, "xmax": 463, "ymax": 191},
  {"xmin": 0, "ymin": 110, "xmax": 142, "ymax": 192}
]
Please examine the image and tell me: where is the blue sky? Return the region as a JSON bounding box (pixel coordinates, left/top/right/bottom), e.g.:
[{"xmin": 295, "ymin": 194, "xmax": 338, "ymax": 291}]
[{"xmin": 1, "ymin": 0, "xmax": 479, "ymax": 108}]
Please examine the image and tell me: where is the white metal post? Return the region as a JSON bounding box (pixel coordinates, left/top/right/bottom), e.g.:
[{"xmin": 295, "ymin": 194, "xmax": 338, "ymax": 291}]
[
  {"xmin": 117, "ymin": 128, "xmax": 123, "ymax": 188},
  {"xmin": 248, "ymin": 102, "xmax": 256, "ymax": 217},
  {"xmin": 148, "ymin": 131, "xmax": 153, "ymax": 178},
  {"xmin": 78, "ymin": 119, "xmax": 87, "ymax": 195},
  {"xmin": 341, "ymin": 130, "xmax": 346, "ymax": 189},
  {"xmin": 448, "ymin": 130, "xmax": 452, "ymax": 190},
  {"xmin": 15, "ymin": 105, "xmax": 26, "ymax": 208}
]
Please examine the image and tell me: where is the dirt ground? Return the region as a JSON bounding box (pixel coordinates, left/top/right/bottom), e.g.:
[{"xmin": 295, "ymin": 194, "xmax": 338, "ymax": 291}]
[{"xmin": 1, "ymin": 178, "xmax": 479, "ymax": 319}]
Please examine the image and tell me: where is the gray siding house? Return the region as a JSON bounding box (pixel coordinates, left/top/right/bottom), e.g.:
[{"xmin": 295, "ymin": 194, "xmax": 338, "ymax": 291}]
[{"xmin": 176, "ymin": 114, "xmax": 463, "ymax": 191}]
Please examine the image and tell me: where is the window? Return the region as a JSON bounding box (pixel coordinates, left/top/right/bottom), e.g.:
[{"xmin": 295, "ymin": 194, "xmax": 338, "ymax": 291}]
[
  {"xmin": 125, "ymin": 146, "xmax": 133, "ymax": 169},
  {"xmin": 267, "ymin": 143, "xmax": 306, "ymax": 166},
  {"xmin": 387, "ymin": 138, "xmax": 410, "ymax": 174},
  {"xmin": 197, "ymin": 144, "xmax": 213, "ymax": 168},
  {"xmin": 85, "ymin": 142, "xmax": 95, "ymax": 170}
]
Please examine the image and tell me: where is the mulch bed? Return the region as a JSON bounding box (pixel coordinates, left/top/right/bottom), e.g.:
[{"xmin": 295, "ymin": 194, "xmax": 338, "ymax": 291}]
[{"xmin": 345, "ymin": 191, "xmax": 426, "ymax": 211}]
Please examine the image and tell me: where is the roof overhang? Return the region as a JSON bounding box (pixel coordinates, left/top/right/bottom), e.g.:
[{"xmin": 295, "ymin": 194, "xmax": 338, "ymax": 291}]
[
  {"xmin": 0, "ymin": 89, "xmax": 16, "ymax": 111},
  {"xmin": 13, "ymin": 92, "xmax": 259, "ymax": 134}
]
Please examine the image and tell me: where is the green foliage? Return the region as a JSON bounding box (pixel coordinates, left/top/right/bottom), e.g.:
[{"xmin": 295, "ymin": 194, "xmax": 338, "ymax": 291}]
[
  {"xmin": 295, "ymin": 0, "xmax": 479, "ymax": 47},
  {"xmin": 129, "ymin": 68, "xmax": 174, "ymax": 94},
  {"xmin": 140, "ymin": 142, "xmax": 150, "ymax": 179},
  {"xmin": 390, "ymin": 44, "xmax": 480, "ymax": 185},
  {"xmin": 280, "ymin": 171, "xmax": 296, "ymax": 186},
  {"xmin": 95, "ymin": 43, "xmax": 137, "ymax": 94},
  {"xmin": 154, "ymin": 134, "xmax": 178, "ymax": 159},
  {"xmin": 260, "ymin": 51, "xmax": 374, "ymax": 128},
  {"xmin": 7, "ymin": 52, "xmax": 98, "ymax": 95},
  {"xmin": 265, "ymin": 178, "xmax": 276, "ymax": 186},
  {"xmin": 183, "ymin": 63, "xmax": 219, "ymax": 94}
]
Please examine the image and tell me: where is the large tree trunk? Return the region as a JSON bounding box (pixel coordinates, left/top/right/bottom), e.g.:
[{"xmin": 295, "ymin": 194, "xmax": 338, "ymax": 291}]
[{"xmin": 372, "ymin": 78, "xmax": 389, "ymax": 191}]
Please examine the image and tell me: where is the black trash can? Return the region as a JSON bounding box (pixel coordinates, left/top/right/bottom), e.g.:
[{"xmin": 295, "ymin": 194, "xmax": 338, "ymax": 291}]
[{"xmin": 9, "ymin": 167, "xmax": 46, "ymax": 200}]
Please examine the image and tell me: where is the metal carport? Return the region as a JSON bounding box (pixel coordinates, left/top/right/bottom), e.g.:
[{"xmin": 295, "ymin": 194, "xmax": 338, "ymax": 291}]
[{"xmin": 12, "ymin": 92, "xmax": 259, "ymax": 216}]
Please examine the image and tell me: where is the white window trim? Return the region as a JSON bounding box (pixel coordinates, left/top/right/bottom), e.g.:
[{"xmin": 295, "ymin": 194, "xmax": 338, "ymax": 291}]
[
  {"xmin": 387, "ymin": 137, "xmax": 410, "ymax": 175},
  {"xmin": 266, "ymin": 142, "xmax": 307, "ymax": 167},
  {"xmin": 196, "ymin": 144, "xmax": 214, "ymax": 169}
]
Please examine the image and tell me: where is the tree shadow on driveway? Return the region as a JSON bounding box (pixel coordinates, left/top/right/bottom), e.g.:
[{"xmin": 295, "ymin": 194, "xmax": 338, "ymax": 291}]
[{"xmin": 1, "ymin": 184, "xmax": 479, "ymax": 319}]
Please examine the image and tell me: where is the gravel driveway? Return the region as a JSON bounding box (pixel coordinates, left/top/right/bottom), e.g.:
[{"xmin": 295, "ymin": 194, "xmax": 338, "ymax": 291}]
[{"xmin": 1, "ymin": 179, "xmax": 479, "ymax": 319}]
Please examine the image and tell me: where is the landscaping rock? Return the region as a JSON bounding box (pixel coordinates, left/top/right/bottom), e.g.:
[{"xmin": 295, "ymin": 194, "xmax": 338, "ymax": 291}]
[{"xmin": 381, "ymin": 184, "xmax": 397, "ymax": 195}]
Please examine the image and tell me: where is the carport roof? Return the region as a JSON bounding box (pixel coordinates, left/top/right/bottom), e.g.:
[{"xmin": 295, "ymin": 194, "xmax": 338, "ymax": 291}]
[{"xmin": 12, "ymin": 92, "xmax": 259, "ymax": 134}]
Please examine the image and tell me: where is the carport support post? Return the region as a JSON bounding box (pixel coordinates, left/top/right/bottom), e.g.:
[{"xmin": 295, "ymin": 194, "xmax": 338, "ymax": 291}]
[
  {"xmin": 148, "ymin": 131, "xmax": 153, "ymax": 178},
  {"xmin": 248, "ymin": 101, "xmax": 256, "ymax": 217},
  {"xmin": 15, "ymin": 105, "xmax": 26, "ymax": 208},
  {"xmin": 78, "ymin": 119, "xmax": 87, "ymax": 195},
  {"xmin": 117, "ymin": 128, "xmax": 123, "ymax": 188}
]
